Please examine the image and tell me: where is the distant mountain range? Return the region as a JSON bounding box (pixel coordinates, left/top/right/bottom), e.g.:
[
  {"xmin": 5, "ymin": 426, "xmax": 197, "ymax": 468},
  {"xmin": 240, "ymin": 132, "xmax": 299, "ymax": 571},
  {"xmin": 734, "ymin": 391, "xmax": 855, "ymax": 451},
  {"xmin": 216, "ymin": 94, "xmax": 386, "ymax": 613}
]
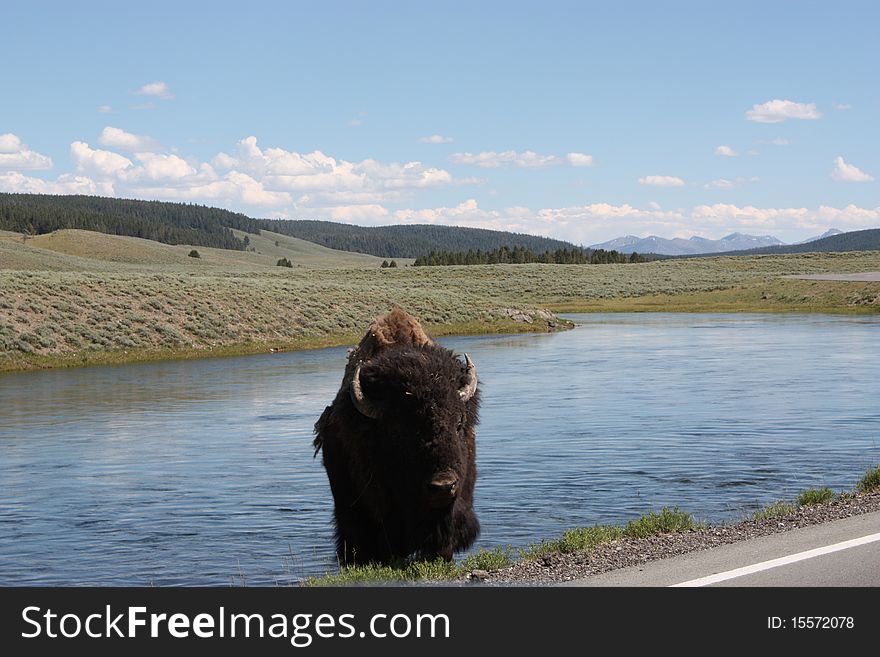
[
  {"xmin": 3, "ymin": 193, "xmax": 875, "ymax": 260},
  {"xmin": 795, "ymin": 228, "xmax": 844, "ymax": 244},
  {"xmin": 702, "ymin": 228, "xmax": 880, "ymax": 257},
  {"xmin": 590, "ymin": 228, "xmax": 845, "ymax": 256}
]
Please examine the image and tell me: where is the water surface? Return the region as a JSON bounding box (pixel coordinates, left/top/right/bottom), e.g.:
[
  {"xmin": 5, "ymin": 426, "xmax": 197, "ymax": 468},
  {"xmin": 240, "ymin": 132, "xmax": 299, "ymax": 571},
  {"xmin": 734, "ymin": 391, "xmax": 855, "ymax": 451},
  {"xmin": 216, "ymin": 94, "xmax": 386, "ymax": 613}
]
[{"xmin": 1, "ymin": 313, "xmax": 878, "ymax": 584}]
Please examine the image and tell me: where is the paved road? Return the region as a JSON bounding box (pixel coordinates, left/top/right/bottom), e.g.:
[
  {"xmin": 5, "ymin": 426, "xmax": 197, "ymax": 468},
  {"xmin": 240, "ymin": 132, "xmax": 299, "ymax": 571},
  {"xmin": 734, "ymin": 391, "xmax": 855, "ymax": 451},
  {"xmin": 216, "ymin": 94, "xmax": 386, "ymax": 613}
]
[
  {"xmin": 564, "ymin": 511, "xmax": 880, "ymax": 586},
  {"xmin": 787, "ymin": 272, "xmax": 880, "ymax": 282}
]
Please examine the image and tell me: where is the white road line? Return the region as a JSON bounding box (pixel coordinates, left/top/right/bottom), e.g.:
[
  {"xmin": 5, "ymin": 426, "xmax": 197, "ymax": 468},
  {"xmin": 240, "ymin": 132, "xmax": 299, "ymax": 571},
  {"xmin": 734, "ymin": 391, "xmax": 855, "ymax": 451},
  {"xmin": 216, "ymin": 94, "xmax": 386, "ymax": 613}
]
[{"xmin": 670, "ymin": 531, "xmax": 880, "ymax": 587}]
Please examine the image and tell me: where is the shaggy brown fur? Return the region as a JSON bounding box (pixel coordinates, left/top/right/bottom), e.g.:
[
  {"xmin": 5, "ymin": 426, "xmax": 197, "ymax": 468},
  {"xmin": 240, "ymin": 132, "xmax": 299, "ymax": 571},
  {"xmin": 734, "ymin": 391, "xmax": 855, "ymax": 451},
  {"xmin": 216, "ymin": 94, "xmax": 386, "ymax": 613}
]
[
  {"xmin": 341, "ymin": 307, "xmax": 433, "ymax": 380},
  {"xmin": 313, "ymin": 309, "xmax": 480, "ymax": 565}
]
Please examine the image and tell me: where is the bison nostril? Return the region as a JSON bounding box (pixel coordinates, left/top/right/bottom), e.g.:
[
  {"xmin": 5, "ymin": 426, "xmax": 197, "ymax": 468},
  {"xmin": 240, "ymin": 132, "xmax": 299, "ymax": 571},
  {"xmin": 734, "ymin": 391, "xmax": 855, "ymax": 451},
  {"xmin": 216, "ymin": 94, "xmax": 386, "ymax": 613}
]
[{"xmin": 427, "ymin": 478, "xmax": 459, "ymax": 499}]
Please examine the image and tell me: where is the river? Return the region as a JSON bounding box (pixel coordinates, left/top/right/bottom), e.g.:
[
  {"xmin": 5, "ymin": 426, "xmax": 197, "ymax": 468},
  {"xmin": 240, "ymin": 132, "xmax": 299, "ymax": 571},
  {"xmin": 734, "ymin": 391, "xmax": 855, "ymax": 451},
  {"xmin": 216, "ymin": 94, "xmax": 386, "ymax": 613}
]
[{"xmin": 1, "ymin": 313, "xmax": 878, "ymax": 585}]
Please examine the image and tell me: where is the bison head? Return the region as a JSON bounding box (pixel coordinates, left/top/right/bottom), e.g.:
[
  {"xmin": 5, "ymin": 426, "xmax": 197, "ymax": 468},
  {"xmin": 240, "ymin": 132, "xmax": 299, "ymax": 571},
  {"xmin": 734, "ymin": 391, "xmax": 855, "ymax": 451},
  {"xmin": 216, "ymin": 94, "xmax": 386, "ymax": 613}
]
[{"xmin": 348, "ymin": 345, "xmax": 478, "ymax": 511}]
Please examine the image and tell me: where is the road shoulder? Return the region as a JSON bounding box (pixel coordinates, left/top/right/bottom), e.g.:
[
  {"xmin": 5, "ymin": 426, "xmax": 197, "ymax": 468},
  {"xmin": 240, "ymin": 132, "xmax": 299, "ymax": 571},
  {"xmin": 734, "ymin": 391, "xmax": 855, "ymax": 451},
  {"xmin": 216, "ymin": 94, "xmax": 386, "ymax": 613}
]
[{"xmin": 561, "ymin": 510, "xmax": 880, "ymax": 586}]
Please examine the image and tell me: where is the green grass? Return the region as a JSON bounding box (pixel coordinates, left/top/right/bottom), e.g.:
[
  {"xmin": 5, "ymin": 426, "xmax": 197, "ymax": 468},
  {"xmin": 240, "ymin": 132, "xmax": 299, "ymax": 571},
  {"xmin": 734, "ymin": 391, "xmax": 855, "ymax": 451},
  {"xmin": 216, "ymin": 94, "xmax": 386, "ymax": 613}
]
[
  {"xmin": 306, "ymin": 508, "xmax": 699, "ymax": 586},
  {"xmin": 303, "ymin": 547, "xmax": 512, "ymax": 586},
  {"xmin": 458, "ymin": 546, "xmax": 514, "ymax": 572},
  {"xmin": 752, "ymin": 501, "xmax": 797, "ymax": 521},
  {"xmin": 622, "ymin": 507, "xmax": 701, "ymax": 538},
  {"xmin": 2, "ymin": 231, "xmax": 879, "ymax": 373},
  {"xmin": 520, "ymin": 525, "xmax": 624, "ymax": 560},
  {"xmin": 796, "ymin": 487, "xmax": 835, "ymax": 506},
  {"xmin": 752, "ymin": 480, "xmax": 869, "ymax": 521},
  {"xmin": 857, "ymin": 466, "xmax": 880, "ymax": 493},
  {"xmin": 0, "ymin": 227, "xmax": 398, "ymax": 272},
  {"xmin": 550, "ymin": 278, "xmax": 880, "ymax": 315},
  {"xmin": 305, "ymin": 464, "xmax": 880, "ymax": 585}
]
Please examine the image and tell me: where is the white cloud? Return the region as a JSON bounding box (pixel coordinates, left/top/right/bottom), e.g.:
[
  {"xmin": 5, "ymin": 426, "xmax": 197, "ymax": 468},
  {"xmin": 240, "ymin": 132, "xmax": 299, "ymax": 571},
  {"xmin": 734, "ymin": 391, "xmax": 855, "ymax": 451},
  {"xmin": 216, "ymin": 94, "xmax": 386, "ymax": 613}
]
[
  {"xmin": 639, "ymin": 175, "xmax": 685, "ymax": 187},
  {"xmin": 0, "ymin": 172, "xmax": 112, "ymax": 196},
  {"xmin": 134, "ymin": 81, "xmax": 174, "ymax": 99},
  {"xmin": 746, "ymin": 99, "xmax": 822, "ymax": 123},
  {"xmin": 715, "ymin": 145, "xmax": 738, "ymax": 157},
  {"xmin": 566, "ymin": 152, "xmax": 594, "ymax": 167},
  {"xmin": 0, "ymin": 134, "xmax": 22, "ymax": 153},
  {"xmin": 132, "ymin": 152, "xmax": 197, "ymax": 181},
  {"xmin": 70, "ymin": 141, "xmax": 133, "ymax": 176},
  {"xmin": 340, "ymin": 199, "xmax": 880, "ymax": 245},
  {"xmin": 4, "ymin": 135, "xmax": 469, "ymax": 215},
  {"xmin": 831, "ymin": 156, "xmax": 874, "ymax": 182},
  {"xmin": 833, "ymin": 103, "xmax": 853, "ymax": 110},
  {"xmin": 770, "ymin": 137, "xmax": 790, "ymax": 146},
  {"xmin": 705, "ymin": 178, "xmax": 735, "ymax": 189},
  {"xmin": 14, "ymin": 132, "xmax": 877, "ymax": 246},
  {"xmin": 450, "ymin": 150, "xmax": 562, "ymax": 169},
  {"xmin": 211, "ymin": 152, "xmax": 239, "ymax": 169},
  {"xmin": 704, "ymin": 176, "xmax": 759, "ymax": 190},
  {"xmin": 815, "ymin": 204, "xmax": 880, "ymax": 225},
  {"xmin": 98, "ymin": 126, "xmax": 161, "ymax": 152},
  {"xmin": 6, "ymin": 138, "xmax": 880, "ymax": 244},
  {"xmin": 212, "ymin": 136, "xmax": 461, "ymax": 202},
  {"xmin": 97, "ymin": 105, "xmax": 113, "ymax": 114},
  {"xmin": 0, "ymin": 133, "xmax": 53, "ymax": 171},
  {"xmin": 419, "ymin": 135, "xmax": 454, "ymax": 144},
  {"xmin": 320, "ymin": 204, "xmax": 390, "ymax": 222}
]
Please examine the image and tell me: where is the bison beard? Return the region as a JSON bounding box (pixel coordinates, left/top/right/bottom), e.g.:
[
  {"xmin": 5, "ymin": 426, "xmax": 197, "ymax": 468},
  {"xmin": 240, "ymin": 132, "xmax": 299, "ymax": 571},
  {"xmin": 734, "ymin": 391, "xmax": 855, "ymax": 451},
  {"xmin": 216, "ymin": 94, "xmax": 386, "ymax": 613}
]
[{"xmin": 313, "ymin": 309, "xmax": 480, "ymax": 565}]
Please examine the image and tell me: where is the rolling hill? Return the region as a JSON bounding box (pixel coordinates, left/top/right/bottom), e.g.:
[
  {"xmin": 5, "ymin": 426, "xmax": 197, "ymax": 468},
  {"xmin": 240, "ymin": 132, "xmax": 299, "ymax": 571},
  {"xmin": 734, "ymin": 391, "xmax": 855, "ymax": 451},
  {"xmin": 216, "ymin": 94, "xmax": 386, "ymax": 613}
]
[
  {"xmin": 696, "ymin": 228, "xmax": 880, "ymax": 257},
  {"xmin": 0, "ymin": 193, "xmax": 583, "ymax": 259},
  {"xmin": 0, "ymin": 227, "xmax": 391, "ymax": 272},
  {"xmin": 263, "ymin": 220, "xmax": 582, "ymax": 257},
  {"xmin": 0, "ymin": 193, "xmax": 261, "ymax": 250}
]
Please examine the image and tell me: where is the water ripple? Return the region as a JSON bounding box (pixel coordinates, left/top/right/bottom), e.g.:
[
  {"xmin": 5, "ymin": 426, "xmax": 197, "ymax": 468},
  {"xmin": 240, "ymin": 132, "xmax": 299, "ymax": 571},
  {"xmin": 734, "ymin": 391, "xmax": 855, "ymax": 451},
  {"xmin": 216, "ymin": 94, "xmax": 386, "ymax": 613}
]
[{"xmin": 1, "ymin": 313, "xmax": 879, "ymax": 584}]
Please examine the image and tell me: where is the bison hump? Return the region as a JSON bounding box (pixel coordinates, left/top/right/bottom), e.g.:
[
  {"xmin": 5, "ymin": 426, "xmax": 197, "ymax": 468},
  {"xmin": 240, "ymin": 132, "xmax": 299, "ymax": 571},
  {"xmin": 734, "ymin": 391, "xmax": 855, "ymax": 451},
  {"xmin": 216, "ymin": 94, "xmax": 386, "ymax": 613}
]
[{"xmin": 370, "ymin": 308, "xmax": 433, "ymax": 349}]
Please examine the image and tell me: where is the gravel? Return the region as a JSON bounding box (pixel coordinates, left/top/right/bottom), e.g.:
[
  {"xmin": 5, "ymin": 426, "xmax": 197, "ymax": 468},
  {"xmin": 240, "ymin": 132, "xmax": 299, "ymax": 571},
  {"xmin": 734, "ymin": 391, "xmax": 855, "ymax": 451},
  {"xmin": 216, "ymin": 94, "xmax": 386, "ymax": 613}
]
[{"xmin": 465, "ymin": 491, "xmax": 880, "ymax": 585}]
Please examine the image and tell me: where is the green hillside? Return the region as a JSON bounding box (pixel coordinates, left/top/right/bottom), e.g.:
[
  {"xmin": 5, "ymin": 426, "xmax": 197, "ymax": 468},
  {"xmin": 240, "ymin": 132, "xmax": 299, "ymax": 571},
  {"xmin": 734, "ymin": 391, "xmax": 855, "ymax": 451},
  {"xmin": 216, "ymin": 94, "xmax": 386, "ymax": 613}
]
[
  {"xmin": 699, "ymin": 228, "xmax": 880, "ymax": 257},
  {"xmin": 0, "ymin": 193, "xmax": 584, "ymax": 259},
  {"xmin": 0, "ymin": 227, "xmax": 392, "ymax": 272},
  {"xmin": 265, "ymin": 219, "xmax": 583, "ymax": 257},
  {"xmin": 0, "ymin": 193, "xmax": 261, "ymax": 250}
]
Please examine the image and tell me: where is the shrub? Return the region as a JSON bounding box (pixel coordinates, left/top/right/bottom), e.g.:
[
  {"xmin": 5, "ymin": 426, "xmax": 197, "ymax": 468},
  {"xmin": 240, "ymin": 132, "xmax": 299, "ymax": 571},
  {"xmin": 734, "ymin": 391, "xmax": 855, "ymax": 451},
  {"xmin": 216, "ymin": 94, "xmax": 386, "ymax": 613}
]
[
  {"xmin": 796, "ymin": 487, "xmax": 834, "ymax": 506},
  {"xmin": 752, "ymin": 501, "xmax": 796, "ymax": 521},
  {"xmin": 15, "ymin": 340, "xmax": 34, "ymax": 353},
  {"xmin": 188, "ymin": 249, "xmax": 200, "ymax": 258},
  {"xmin": 521, "ymin": 524, "xmax": 627, "ymax": 560},
  {"xmin": 277, "ymin": 257, "xmax": 293, "ymax": 268},
  {"xmin": 459, "ymin": 546, "xmax": 514, "ymax": 572},
  {"xmin": 857, "ymin": 466, "xmax": 880, "ymax": 494},
  {"xmin": 624, "ymin": 507, "xmax": 698, "ymax": 538},
  {"xmin": 558, "ymin": 525, "xmax": 623, "ymax": 552}
]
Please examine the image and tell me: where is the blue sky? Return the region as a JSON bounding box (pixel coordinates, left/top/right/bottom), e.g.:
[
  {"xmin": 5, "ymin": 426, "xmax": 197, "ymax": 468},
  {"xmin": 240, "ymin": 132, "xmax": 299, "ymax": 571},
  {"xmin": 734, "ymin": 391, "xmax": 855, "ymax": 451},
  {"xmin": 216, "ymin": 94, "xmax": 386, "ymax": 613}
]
[{"xmin": 1, "ymin": 1, "xmax": 877, "ymax": 244}]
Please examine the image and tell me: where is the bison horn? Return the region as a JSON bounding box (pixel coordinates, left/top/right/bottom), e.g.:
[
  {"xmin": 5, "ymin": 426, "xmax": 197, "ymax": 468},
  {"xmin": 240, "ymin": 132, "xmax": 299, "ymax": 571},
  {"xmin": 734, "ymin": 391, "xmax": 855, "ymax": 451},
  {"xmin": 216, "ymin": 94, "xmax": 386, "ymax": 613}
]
[
  {"xmin": 458, "ymin": 353, "xmax": 478, "ymax": 402},
  {"xmin": 350, "ymin": 363, "xmax": 383, "ymax": 419}
]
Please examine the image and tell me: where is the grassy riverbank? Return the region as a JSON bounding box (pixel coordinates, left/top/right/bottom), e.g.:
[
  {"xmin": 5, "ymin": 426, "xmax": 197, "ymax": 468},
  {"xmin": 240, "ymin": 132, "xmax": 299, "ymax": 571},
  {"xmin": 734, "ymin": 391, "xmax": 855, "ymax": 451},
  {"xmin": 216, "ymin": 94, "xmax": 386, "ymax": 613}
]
[
  {"xmin": 2, "ymin": 234, "xmax": 879, "ymax": 373},
  {"xmin": 550, "ymin": 277, "xmax": 880, "ymax": 314},
  {"xmin": 303, "ymin": 465, "xmax": 880, "ymax": 585}
]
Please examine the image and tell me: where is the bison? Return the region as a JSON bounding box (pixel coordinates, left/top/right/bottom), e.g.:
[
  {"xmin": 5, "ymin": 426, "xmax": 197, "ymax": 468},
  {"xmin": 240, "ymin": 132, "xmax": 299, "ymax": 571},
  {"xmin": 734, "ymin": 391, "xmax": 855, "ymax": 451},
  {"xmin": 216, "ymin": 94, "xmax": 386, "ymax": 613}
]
[{"xmin": 313, "ymin": 308, "xmax": 480, "ymax": 565}]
